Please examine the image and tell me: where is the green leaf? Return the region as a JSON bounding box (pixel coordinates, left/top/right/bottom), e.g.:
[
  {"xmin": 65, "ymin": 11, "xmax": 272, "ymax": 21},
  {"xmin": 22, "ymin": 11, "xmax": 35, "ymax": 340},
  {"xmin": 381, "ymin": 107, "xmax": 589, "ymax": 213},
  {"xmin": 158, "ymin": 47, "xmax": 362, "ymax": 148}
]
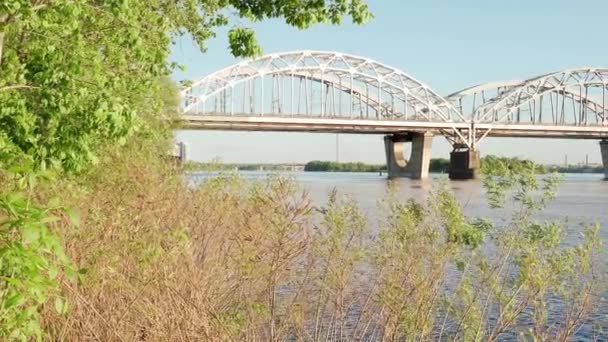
[
  {"xmin": 228, "ymin": 27, "xmax": 263, "ymax": 58},
  {"xmin": 4, "ymin": 293, "xmax": 24, "ymax": 309},
  {"xmin": 48, "ymin": 265, "xmax": 59, "ymax": 280},
  {"xmin": 22, "ymin": 224, "xmax": 41, "ymax": 244},
  {"xmin": 65, "ymin": 207, "xmax": 80, "ymax": 227},
  {"xmin": 54, "ymin": 297, "xmax": 68, "ymax": 315}
]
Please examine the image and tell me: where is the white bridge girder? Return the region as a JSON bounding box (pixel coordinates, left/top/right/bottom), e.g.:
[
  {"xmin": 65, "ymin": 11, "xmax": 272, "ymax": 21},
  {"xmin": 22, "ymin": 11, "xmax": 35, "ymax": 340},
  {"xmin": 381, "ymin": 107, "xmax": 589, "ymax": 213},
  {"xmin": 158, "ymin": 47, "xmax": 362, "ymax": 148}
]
[
  {"xmin": 181, "ymin": 50, "xmax": 472, "ymax": 146},
  {"xmin": 180, "ymin": 51, "xmax": 608, "ymax": 147}
]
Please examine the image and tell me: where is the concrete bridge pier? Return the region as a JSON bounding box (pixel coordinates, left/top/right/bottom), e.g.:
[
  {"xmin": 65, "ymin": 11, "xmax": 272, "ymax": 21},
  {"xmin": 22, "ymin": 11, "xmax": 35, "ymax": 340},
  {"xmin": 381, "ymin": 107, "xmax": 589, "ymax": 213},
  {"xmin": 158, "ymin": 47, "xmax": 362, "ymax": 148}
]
[
  {"xmin": 600, "ymin": 140, "xmax": 608, "ymax": 179},
  {"xmin": 171, "ymin": 141, "xmax": 188, "ymax": 164},
  {"xmin": 448, "ymin": 144, "xmax": 480, "ymax": 180},
  {"xmin": 383, "ymin": 132, "xmax": 433, "ymax": 179}
]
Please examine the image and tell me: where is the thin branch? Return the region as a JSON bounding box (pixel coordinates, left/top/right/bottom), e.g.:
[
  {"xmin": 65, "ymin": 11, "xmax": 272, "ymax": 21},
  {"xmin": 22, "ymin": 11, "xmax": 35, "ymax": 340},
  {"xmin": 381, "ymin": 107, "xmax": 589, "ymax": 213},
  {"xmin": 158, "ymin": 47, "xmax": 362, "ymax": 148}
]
[
  {"xmin": 0, "ymin": 84, "xmax": 40, "ymax": 92},
  {"xmin": 0, "ymin": 31, "xmax": 4, "ymax": 67},
  {"xmin": 61, "ymin": 279, "xmax": 125, "ymax": 342}
]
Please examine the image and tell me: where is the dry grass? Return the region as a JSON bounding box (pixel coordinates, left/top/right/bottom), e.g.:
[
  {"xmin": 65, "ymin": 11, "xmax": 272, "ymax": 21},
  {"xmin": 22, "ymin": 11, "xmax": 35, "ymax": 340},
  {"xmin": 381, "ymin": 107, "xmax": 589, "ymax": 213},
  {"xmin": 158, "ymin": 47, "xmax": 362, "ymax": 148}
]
[
  {"xmin": 38, "ymin": 140, "xmax": 321, "ymax": 340},
  {"xmin": 37, "ymin": 140, "xmax": 606, "ymax": 341}
]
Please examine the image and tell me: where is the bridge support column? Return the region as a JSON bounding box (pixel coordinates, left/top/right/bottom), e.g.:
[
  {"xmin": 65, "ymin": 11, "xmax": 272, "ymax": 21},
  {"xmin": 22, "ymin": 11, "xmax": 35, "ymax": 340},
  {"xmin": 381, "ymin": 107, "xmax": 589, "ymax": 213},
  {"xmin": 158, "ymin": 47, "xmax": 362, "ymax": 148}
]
[
  {"xmin": 600, "ymin": 140, "xmax": 608, "ymax": 179},
  {"xmin": 171, "ymin": 141, "xmax": 188, "ymax": 164},
  {"xmin": 449, "ymin": 144, "xmax": 480, "ymax": 180},
  {"xmin": 384, "ymin": 132, "xmax": 433, "ymax": 179}
]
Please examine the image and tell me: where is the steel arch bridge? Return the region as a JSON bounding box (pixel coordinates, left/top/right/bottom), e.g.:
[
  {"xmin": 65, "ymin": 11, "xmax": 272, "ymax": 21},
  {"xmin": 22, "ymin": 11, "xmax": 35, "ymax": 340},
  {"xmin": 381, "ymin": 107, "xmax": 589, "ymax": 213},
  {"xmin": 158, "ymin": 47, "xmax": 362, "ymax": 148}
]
[{"xmin": 179, "ymin": 50, "xmax": 608, "ymax": 179}]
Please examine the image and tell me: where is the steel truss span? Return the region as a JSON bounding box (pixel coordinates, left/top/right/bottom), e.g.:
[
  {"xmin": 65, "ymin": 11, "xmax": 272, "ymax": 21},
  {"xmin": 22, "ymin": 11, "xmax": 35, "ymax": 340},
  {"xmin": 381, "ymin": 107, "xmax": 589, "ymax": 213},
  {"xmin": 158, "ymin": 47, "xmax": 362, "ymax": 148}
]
[
  {"xmin": 180, "ymin": 51, "xmax": 608, "ymax": 147},
  {"xmin": 447, "ymin": 69, "xmax": 608, "ymax": 144}
]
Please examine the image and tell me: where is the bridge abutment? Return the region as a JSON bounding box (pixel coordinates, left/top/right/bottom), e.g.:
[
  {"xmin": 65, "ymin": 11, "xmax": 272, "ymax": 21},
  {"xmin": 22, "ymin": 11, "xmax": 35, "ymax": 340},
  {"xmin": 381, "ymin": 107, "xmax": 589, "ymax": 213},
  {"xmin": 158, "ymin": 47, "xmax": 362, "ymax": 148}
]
[
  {"xmin": 384, "ymin": 132, "xmax": 433, "ymax": 179},
  {"xmin": 448, "ymin": 144, "xmax": 480, "ymax": 180},
  {"xmin": 600, "ymin": 140, "xmax": 608, "ymax": 179}
]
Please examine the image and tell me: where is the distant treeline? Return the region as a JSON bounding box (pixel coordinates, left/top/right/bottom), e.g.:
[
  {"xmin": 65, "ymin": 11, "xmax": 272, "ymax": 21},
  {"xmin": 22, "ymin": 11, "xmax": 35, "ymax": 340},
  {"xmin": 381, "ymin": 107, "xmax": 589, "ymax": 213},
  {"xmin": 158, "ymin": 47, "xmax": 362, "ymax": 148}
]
[
  {"xmin": 304, "ymin": 159, "xmax": 452, "ymax": 173},
  {"xmin": 481, "ymin": 155, "xmax": 548, "ymax": 174},
  {"xmin": 304, "ymin": 161, "xmax": 385, "ymax": 172},
  {"xmin": 548, "ymin": 165, "xmax": 604, "ymax": 174},
  {"xmin": 429, "ymin": 159, "xmax": 450, "ymax": 173},
  {"xmin": 185, "ymin": 161, "xmax": 299, "ymax": 171},
  {"xmin": 305, "ymin": 157, "xmax": 549, "ymax": 174},
  {"xmin": 186, "ymin": 157, "xmax": 602, "ymax": 174}
]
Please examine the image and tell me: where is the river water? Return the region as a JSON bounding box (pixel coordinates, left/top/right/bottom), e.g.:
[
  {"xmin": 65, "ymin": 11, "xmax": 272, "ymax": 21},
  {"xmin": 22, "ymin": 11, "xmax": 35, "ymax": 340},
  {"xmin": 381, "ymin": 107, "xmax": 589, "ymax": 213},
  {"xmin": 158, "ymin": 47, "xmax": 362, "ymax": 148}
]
[
  {"xmin": 192, "ymin": 171, "xmax": 608, "ymax": 233},
  {"xmin": 300, "ymin": 172, "xmax": 608, "ymax": 235},
  {"xmin": 189, "ymin": 171, "xmax": 608, "ymax": 339}
]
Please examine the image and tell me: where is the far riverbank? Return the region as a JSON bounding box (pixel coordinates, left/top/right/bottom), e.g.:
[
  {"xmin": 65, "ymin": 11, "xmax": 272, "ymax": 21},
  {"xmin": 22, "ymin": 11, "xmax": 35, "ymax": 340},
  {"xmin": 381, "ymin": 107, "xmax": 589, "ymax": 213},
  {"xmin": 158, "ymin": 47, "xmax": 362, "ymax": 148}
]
[{"xmin": 185, "ymin": 156, "xmax": 604, "ymax": 174}]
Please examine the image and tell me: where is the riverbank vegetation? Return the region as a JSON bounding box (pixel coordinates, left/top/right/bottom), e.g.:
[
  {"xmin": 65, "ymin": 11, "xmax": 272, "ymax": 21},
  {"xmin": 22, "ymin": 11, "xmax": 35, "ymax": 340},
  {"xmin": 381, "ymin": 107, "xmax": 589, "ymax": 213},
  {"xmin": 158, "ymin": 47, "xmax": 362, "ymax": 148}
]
[
  {"xmin": 0, "ymin": 0, "xmax": 372, "ymax": 339},
  {"xmin": 303, "ymin": 157, "xmax": 545, "ymax": 174},
  {"xmin": 303, "ymin": 159, "xmax": 452, "ymax": 173},
  {"xmin": 188, "ymin": 157, "xmax": 556, "ymax": 175},
  {"xmin": 185, "ymin": 161, "xmax": 300, "ymax": 172},
  {"xmin": 549, "ymin": 165, "xmax": 605, "ymax": 174},
  {"xmin": 304, "ymin": 160, "xmax": 386, "ymax": 172},
  {"xmin": 1, "ymin": 1, "xmax": 606, "ymax": 340},
  {"xmin": 482, "ymin": 155, "xmax": 548, "ymax": 174},
  {"xmin": 39, "ymin": 147, "xmax": 607, "ymax": 340}
]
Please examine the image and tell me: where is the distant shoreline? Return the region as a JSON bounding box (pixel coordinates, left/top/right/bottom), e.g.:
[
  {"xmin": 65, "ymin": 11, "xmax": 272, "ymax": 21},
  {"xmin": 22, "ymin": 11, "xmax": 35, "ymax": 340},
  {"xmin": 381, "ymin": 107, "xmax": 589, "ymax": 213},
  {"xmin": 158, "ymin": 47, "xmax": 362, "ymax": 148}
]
[{"xmin": 185, "ymin": 157, "xmax": 606, "ymax": 174}]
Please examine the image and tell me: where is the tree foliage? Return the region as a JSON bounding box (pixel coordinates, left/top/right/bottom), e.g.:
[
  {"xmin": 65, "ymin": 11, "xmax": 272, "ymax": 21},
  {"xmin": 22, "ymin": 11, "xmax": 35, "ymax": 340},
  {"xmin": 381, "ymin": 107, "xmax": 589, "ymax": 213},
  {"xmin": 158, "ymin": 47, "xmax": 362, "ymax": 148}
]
[
  {"xmin": 442, "ymin": 153, "xmax": 597, "ymax": 341},
  {"xmin": 0, "ymin": 0, "xmax": 372, "ymax": 338},
  {"xmin": 304, "ymin": 159, "xmax": 452, "ymax": 173},
  {"xmin": 303, "ymin": 157, "xmax": 545, "ymax": 174},
  {"xmin": 304, "ymin": 160, "xmax": 385, "ymax": 172},
  {"xmin": 481, "ymin": 155, "xmax": 548, "ymax": 176},
  {"xmin": 0, "ymin": 0, "xmax": 372, "ymax": 174},
  {"xmin": 0, "ymin": 186, "xmax": 76, "ymax": 339}
]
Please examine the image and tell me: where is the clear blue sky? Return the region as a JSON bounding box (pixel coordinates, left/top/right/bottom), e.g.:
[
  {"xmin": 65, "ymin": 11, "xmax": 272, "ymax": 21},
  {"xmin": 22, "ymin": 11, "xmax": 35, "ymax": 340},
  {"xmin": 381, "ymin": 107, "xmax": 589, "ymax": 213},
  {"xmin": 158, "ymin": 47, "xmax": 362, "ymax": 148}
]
[{"xmin": 171, "ymin": 0, "xmax": 608, "ymax": 165}]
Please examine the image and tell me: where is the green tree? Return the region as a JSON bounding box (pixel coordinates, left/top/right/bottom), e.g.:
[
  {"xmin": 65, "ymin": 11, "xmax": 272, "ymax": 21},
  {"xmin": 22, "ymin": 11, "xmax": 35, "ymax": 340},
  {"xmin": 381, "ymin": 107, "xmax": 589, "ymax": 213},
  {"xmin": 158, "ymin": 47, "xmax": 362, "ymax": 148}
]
[
  {"xmin": 430, "ymin": 158, "xmax": 450, "ymax": 172},
  {"xmin": 0, "ymin": 0, "xmax": 372, "ymax": 174},
  {"xmin": 481, "ymin": 155, "xmax": 548, "ymax": 175},
  {"xmin": 0, "ymin": 0, "xmax": 372, "ymax": 339},
  {"xmin": 442, "ymin": 157, "xmax": 600, "ymax": 340}
]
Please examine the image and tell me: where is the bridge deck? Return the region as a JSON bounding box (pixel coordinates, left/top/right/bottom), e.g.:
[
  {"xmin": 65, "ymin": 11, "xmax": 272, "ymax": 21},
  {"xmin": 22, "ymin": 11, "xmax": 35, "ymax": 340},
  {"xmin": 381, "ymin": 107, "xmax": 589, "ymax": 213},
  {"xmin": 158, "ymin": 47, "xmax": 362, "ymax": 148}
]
[{"xmin": 182, "ymin": 115, "xmax": 608, "ymax": 139}]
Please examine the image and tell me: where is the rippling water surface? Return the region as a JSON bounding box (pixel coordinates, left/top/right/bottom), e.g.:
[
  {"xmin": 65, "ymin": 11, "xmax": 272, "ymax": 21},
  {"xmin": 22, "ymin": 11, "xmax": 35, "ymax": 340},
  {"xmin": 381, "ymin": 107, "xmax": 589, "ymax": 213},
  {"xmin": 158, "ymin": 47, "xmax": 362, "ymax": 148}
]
[
  {"xmin": 191, "ymin": 171, "xmax": 608, "ymax": 232},
  {"xmin": 189, "ymin": 171, "xmax": 608, "ymax": 339}
]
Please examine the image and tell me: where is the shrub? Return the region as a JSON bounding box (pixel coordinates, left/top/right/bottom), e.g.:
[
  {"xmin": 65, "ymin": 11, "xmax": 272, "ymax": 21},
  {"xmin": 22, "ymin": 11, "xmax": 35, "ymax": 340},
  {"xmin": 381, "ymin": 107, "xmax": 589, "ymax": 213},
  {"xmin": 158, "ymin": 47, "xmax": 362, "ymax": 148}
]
[{"xmin": 31, "ymin": 145, "xmax": 606, "ymax": 340}]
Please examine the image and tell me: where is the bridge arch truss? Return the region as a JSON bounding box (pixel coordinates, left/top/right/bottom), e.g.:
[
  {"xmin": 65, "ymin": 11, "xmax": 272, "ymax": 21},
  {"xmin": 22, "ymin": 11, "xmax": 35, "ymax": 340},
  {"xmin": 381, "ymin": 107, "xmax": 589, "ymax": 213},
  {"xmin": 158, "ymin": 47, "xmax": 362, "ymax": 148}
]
[
  {"xmin": 447, "ymin": 69, "xmax": 608, "ymax": 144},
  {"xmin": 181, "ymin": 51, "xmax": 608, "ymax": 148},
  {"xmin": 181, "ymin": 51, "xmax": 471, "ymax": 145}
]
